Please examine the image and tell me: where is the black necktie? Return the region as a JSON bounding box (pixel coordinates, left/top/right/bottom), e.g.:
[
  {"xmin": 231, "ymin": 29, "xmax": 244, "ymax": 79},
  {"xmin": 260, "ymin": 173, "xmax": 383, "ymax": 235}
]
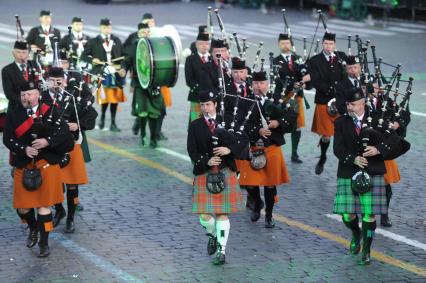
[{"xmin": 354, "ymin": 80, "xmax": 358, "ymax": 88}]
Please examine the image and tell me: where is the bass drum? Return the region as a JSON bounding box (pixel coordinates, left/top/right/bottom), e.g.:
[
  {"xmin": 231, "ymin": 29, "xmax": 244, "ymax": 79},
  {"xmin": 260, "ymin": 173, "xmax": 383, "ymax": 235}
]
[{"xmin": 136, "ymin": 25, "xmax": 181, "ymax": 89}]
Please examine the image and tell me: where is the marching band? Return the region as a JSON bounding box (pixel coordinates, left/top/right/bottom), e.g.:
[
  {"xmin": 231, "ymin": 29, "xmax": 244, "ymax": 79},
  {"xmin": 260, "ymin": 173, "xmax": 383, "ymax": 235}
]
[{"xmin": 1, "ymin": 7, "xmax": 412, "ymax": 269}]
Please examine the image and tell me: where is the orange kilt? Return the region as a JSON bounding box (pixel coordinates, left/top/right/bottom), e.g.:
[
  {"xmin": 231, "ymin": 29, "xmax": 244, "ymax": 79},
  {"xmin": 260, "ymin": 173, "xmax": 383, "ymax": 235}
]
[
  {"xmin": 160, "ymin": 87, "xmax": 172, "ymax": 108},
  {"xmin": 97, "ymin": 86, "xmax": 126, "ymax": 104},
  {"xmin": 61, "ymin": 144, "xmax": 89, "ymax": 185},
  {"xmin": 236, "ymin": 145, "xmax": 290, "ymax": 186},
  {"xmin": 296, "ymin": 96, "xmax": 305, "ymax": 128},
  {"xmin": 311, "ymin": 104, "xmax": 338, "ymax": 137},
  {"xmin": 384, "ymin": 160, "xmax": 400, "ymax": 185},
  {"xmin": 13, "ymin": 160, "xmax": 64, "ymax": 209}
]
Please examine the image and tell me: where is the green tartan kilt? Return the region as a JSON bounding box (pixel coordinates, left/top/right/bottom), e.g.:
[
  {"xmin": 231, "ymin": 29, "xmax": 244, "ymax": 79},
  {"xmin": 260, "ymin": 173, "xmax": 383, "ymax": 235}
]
[
  {"xmin": 188, "ymin": 102, "xmax": 202, "ymax": 125},
  {"xmin": 132, "ymin": 86, "xmax": 163, "ymax": 118},
  {"xmin": 192, "ymin": 168, "xmax": 243, "ymax": 214},
  {"xmin": 333, "ymin": 175, "xmax": 387, "ymax": 215}
]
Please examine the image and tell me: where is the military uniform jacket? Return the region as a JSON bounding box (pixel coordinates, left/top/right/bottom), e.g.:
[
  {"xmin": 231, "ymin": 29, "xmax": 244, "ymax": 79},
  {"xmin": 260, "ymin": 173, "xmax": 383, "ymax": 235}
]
[
  {"xmin": 59, "ymin": 33, "xmax": 90, "ymax": 54},
  {"xmin": 1, "ymin": 61, "xmax": 36, "ymax": 110},
  {"xmin": 123, "ymin": 32, "xmax": 138, "ymax": 56},
  {"xmin": 185, "ymin": 53, "xmax": 210, "ymax": 102},
  {"xmin": 3, "ymin": 104, "xmax": 74, "ymax": 168},
  {"xmin": 335, "ymin": 78, "xmax": 360, "ymax": 115},
  {"xmin": 199, "ymin": 59, "xmax": 232, "ymax": 93},
  {"xmin": 245, "ymin": 95, "xmax": 296, "ymax": 147},
  {"xmin": 187, "ymin": 115, "xmax": 248, "ymax": 175},
  {"xmin": 26, "ymin": 26, "xmax": 61, "ymax": 51},
  {"xmin": 308, "ymin": 51, "xmax": 347, "ymax": 105},
  {"xmin": 81, "ymin": 34, "xmax": 123, "ymax": 75},
  {"xmin": 273, "ymin": 53, "xmax": 307, "ymax": 96},
  {"xmin": 333, "ymin": 112, "xmax": 398, "ymax": 178}
]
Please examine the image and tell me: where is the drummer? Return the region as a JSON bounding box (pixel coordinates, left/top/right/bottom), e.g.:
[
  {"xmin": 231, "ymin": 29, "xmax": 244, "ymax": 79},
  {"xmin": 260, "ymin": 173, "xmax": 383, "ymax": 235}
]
[
  {"xmin": 26, "ymin": 10, "xmax": 61, "ymax": 65},
  {"xmin": 119, "ymin": 23, "xmax": 163, "ymax": 148},
  {"xmin": 141, "ymin": 12, "xmax": 169, "ymax": 141},
  {"xmin": 81, "ymin": 18, "xmax": 125, "ymax": 132}
]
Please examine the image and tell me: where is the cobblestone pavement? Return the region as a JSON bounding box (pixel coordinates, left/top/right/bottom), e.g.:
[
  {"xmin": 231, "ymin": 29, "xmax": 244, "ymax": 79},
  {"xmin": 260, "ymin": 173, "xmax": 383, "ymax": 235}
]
[{"xmin": 1, "ymin": 1, "xmax": 425, "ymax": 282}]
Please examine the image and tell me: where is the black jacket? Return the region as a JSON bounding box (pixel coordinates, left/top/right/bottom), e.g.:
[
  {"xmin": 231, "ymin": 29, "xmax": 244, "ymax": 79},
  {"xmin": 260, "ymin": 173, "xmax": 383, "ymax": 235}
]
[
  {"xmin": 3, "ymin": 104, "xmax": 74, "ymax": 168},
  {"xmin": 273, "ymin": 53, "xmax": 308, "ymax": 96},
  {"xmin": 307, "ymin": 51, "xmax": 347, "ymax": 105},
  {"xmin": 245, "ymin": 95, "xmax": 297, "ymax": 147},
  {"xmin": 333, "ymin": 112, "xmax": 399, "ymax": 178},
  {"xmin": 185, "ymin": 53, "xmax": 210, "ymax": 102},
  {"xmin": 1, "ymin": 62, "xmax": 34, "ymax": 110},
  {"xmin": 335, "ymin": 78, "xmax": 360, "ymax": 115},
  {"xmin": 187, "ymin": 115, "xmax": 248, "ymax": 175},
  {"xmin": 81, "ymin": 34, "xmax": 123, "ymax": 75},
  {"xmin": 26, "ymin": 26, "xmax": 61, "ymax": 51},
  {"xmin": 59, "ymin": 33, "xmax": 90, "ymax": 54}
]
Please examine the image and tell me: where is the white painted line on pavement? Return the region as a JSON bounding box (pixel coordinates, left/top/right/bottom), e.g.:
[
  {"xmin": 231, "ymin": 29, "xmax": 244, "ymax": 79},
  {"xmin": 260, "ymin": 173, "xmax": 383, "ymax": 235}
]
[
  {"xmin": 51, "ymin": 233, "xmax": 144, "ymax": 282},
  {"xmin": 156, "ymin": 147, "xmax": 191, "ymax": 162},
  {"xmin": 411, "ymin": 111, "xmax": 426, "ymax": 117},
  {"xmin": 325, "ymin": 214, "xmax": 426, "ymax": 251},
  {"xmin": 387, "ymin": 27, "xmax": 424, "ymax": 33},
  {"xmin": 299, "ymin": 21, "xmax": 395, "ymax": 36},
  {"xmin": 154, "ymin": 137, "xmax": 426, "ymax": 252}
]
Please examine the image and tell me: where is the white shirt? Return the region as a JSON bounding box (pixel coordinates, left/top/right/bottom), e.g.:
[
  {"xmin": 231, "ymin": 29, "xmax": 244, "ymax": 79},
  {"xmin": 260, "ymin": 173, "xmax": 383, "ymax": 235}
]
[
  {"xmin": 323, "ymin": 51, "xmax": 335, "ymax": 61},
  {"xmin": 198, "ymin": 52, "xmax": 209, "ymax": 62},
  {"xmin": 204, "ymin": 115, "xmax": 216, "ymax": 123},
  {"xmin": 41, "ymin": 25, "xmax": 51, "ymax": 33},
  {"xmin": 281, "ymin": 53, "xmax": 291, "ymax": 62},
  {"xmin": 349, "ymin": 77, "xmax": 361, "ymax": 87},
  {"xmin": 15, "ymin": 62, "xmax": 26, "ymax": 71},
  {"xmin": 27, "ymin": 105, "xmax": 39, "ymax": 116}
]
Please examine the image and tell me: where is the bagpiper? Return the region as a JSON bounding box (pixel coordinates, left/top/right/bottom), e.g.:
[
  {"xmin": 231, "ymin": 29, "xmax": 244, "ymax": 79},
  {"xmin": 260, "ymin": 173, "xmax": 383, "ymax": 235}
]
[
  {"xmin": 185, "ymin": 32, "xmax": 211, "ymax": 124},
  {"xmin": 187, "ymin": 90, "xmax": 247, "ymax": 265},
  {"xmin": 237, "ymin": 70, "xmax": 295, "ymax": 227},
  {"xmin": 273, "ymin": 33, "xmax": 310, "ymax": 163},
  {"xmin": 308, "ymin": 32, "xmax": 347, "ymax": 175},
  {"xmin": 3, "ymin": 80, "xmax": 74, "ymax": 257},
  {"xmin": 332, "ymin": 89, "xmax": 408, "ymax": 265}
]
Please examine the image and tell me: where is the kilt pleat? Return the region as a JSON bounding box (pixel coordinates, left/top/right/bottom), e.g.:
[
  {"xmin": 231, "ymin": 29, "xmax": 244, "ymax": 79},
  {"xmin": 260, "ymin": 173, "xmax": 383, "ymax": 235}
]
[
  {"xmin": 333, "ymin": 175, "xmax": 387, "ymax": 215},
  {"xmin": 311, "ymin": 104, "xmax": 337, "ymax": 137},
  {"xmin": 192, "ymin": 168, "xmax": 243, "ymax": 214},
  {"xmin": 384, "ymin": 160, "xmax": 400, "ymax": 185}
]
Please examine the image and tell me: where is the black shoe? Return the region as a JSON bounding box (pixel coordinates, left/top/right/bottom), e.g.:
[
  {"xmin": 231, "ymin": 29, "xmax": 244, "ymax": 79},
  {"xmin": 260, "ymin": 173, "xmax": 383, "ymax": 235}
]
[
  {"xmin": 132, "ymin": 118, "xmax": 140, "ymax": 136},
  {"xmin": 110, "ymin": 122, "xmax": 121, "ymax": 132},
  {"xmin": 349, "ymin": 234, "xmax": 361, "ymax": 255},
  {"xmin": 26, "ymin": 229, "xmax": 38, "ymax": 248},
  {"xmin": 315, "ymin": 157, "xmax": 327, "ymax": 175},
  {"xmin": 250, "ymin": 200, "xmax": 264, "ymax": 222},
  {"xmin": 359, "ymin": 252, "xmax": 371, "ymax": 265},
  {"xmin": 157, "ymin": 132, "xmax": 168, "ymax": 141},
  {"xmin": 149, "ymin": 140, "xmax": 158, "ymax": 149},
  {"xmin": 381, "ymin": 214, "xmax": 392, "ymax": 227},
  {"xmin": 251, "ymin": 211, "xmax": 261, "ymax": 222},
  {"xmin": 38, "ymin": 245, "xmax": 50, "ymax": 258},
  {"xmin": 291, "ymin": 156, "xmax": 303, "ymax": 163},
  {"xmin": 53, "ymin": 207, "xmax": 66, "ymax": 228},
  {"xmin": 213, "ymin": 252, "xmax": 225, "ymax": 265},
  {"xmin": 64, "ymin": 219, "xmax": 75, "ymax": 233},
  {"xmin": 98, "ymin": 118, "xmax": 105, "ymax": 130},
  {"xmin": 207, "ymin": 234, "xmax": 217, "ymax": 255},
  {"xmin": 265, "ymin": 216, "xmax": 275, "ymax": 228}
]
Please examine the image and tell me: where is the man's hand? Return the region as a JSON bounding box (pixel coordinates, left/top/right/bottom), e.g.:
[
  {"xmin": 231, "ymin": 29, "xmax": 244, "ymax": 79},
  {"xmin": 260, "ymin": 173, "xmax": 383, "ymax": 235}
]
[
  {"xmin": 92, "ymin": 58, "xmax": 102, "ymax": 65},
  {"xmin": 268, "ymin": 120, "xmax": 279, "ymax": 129},
  {"xmin": 208, "ymin": 156, "xmax": 222, "ymax": 166},
  {"xmin": 259, "ymin": 128, "xmax": 271, "ymax": 138},
  {"xmin": 302, "ymin": 74, "xmax": 311, "ymax": 83},
  {"xmin": 213, "ymin": 147, "xmax": 231, "ymax": 156},
  {"xmin": 363, "ymin": 146, "xmax": 379, "ymax": 157},
  {"xmin": 354, "ymin": 156, "xmax": 368, "ymax": 168},
  {"xmin": 32, "ymin": 138, "xmax": 49, "ymax": 150},
  {"xmin": 68, "ymin": 122, "xmax": 78, "ymax": 132},
  {"xmin": 25, "ymin": 146, "xmax": 38, "ymax": 158},
  {"xmin": 118, "ymin": 68, "xmax": 127, "ymax": 77},
  {"xmin": 390, "ymin": 121, "xmax": 400, "ymax": 130},
  {"xmin": 30, "ymin": 45, "xmax": 40, "ymax": 53}
]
